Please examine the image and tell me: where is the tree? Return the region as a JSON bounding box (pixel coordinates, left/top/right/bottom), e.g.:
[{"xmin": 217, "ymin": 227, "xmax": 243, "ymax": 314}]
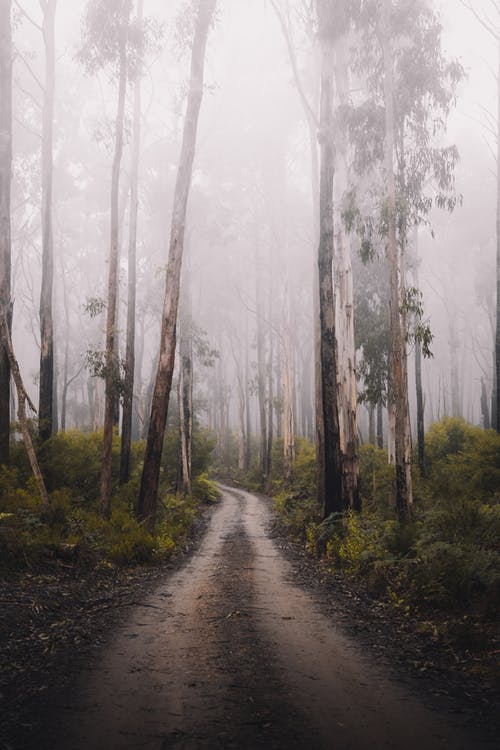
[
  {"xmin": 0, "ymin": 0, "xmax": 12, "ymax": 466},
  {"xmin": 137, "ymin": 0, "xmax": 216, "ymax": 533},
  {"xmin": 381, "ymin": 0, "xmax": 412, "ymax": 518},
  {"xmin": 38, "ymin": 0, "xmax": 57, "ymax": 443},
  {"xmin": 120, "ymin": 0, "xmax": 144, "ymax": 485},
  {"xmin": 177, "ymin": 281, "xmax": 193, "ymax": 497},
  {"xmin": 460, "ymin": 0, "xmax": 500, "ymax": 432},
  {"xmin": 347, "ymin": 0, "xmax": 463, "ymax": 518},
  {"xmin": 316, "ymin": 0, "xmax": 344, "ymax": 517},
  {"xmin": 272, "ymin": 0, "xmax": 359, "ymax": 510},
  {"xmin": 79, "ymin": 0, "xmax": 133, "ymax": 518}
]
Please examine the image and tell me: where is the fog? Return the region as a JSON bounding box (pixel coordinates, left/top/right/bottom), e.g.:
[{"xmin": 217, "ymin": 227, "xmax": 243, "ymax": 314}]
[{"xmin": 6, "ymin": 0, "xmax": 499, "ymax": 459}]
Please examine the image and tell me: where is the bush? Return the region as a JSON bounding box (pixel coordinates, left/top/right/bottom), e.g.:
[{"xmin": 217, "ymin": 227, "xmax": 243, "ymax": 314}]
[{"xmin": 192, "ymin": 473, "xmax": 220, "ymax": 504}]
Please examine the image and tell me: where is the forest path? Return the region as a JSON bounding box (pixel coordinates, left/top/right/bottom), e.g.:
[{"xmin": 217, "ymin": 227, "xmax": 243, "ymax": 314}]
[{"xmin": 54, "ymin": 486, "xmax": 493, "ymax": 750}]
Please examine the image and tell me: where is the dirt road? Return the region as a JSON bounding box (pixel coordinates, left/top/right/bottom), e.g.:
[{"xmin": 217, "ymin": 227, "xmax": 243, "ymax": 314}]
[{"xmin": 53, "ymin": 486, "xmax": 495, "ymax": 750}]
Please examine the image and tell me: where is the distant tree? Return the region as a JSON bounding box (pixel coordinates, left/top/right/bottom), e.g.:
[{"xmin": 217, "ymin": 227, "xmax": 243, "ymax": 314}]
[
  {"xmin": 38, "ymin": 0, "xmax": 57, "ymax": 443},
  {"xmin": 137, "ymin": 0, "xmax": 216, "ymax": 533},
  {"xmin": 79, "ymin": 0, "xmax": 133, "ymax": 518},
  {"xmin": 120, "ymin": 0, "xmax": 145, "ymax": 485},
  {"xmin": 460, "ymin": 0, "xmax": 500, "ymax": 432},
  {"xmin": 0, "ymin": 0, "xmax": 12, "ymax": 466},
  {"xmin": 177, "ymin": 280, "xmax": 193, "ymax": 496}
]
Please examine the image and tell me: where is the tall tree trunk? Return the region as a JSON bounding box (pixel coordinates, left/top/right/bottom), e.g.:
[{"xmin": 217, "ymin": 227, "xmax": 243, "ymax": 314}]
[
  {"xmin": 415, "ymin": 339, "xmax": 425, "ymax": 471},
  {"xmin": 39, "ymin": 0, "xmax": 56, "ymax": 443},
  {"xmin": 368, "ymin": 404, "xmax": 375, "ymax": 445},
  {"xmin": 255, "ymin": 249, "xmax": 268, "ymax": 486},
  {"xmin": 99, "ymin": 16, "xmax": 128, "ymax": 518},
  {"xmin": 0, "ymin": 0, "xmax": 12, "ymax": 466},
  {"xmin": 382, "ymin": 0, "xmax": 412, "ymax": 519},
  {"xmin": 266, "ymin": 297, "xmax": 274, "ymax": 482},
  {"xmin": 334, "ymin": 35, "xmax": 360, "ymax": 511},
  {"xmin": 377, "ymin": 401, "xmax": 383, "ymax": 449},
  {"xmin": 177, "ymin": 288, "xmax": 193, "ymax": 496},
  {"xmin": 413, "ymin": 232, "xmax": 425, "ymax": 473},
  {"xmin": 137, "ymin": 0, "xmax": 215, "ymax": 532},
  {"xmin": 495, "ymin": 41, "xmax": 500, "ymax": 432},
  {"xmin": 282, "ymin": 325, "xmax": 295, "ymax": 483},
  {"xmin": 231, "ymin": 335, "xmax": 246, "ymax": 473},
  {"xmin": 245, "ymin": 317, "xmax": 251, "ymax": 471},
  {"xmin": 120, "ymin": 0, "xmax": 143, "ymax": 484},
  {"xmin": 317, "ymin": 0, "xmax": 343, "ymax": 518}
]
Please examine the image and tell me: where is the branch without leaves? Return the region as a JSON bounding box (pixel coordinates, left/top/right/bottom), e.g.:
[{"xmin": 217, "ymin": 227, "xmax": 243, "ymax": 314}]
[{"xmin": 0, "ymin": 309, "xmax": 50, "ymax": 506}]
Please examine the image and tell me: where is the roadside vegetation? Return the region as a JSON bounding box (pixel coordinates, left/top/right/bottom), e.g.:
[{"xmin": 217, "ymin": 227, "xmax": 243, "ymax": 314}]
[
  {"xmin": 0, "ymin": 425, "xmax": 219, "ymax": 570},
  {"xmin": 235, "ymin": 418, "xmax": 500, "ymax": 654}
]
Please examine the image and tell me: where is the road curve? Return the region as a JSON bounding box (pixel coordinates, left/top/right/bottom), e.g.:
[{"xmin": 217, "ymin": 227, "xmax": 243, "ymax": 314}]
[{"xmin": 54, "ymin": 485, "xmax": 494, "ymax": 750}]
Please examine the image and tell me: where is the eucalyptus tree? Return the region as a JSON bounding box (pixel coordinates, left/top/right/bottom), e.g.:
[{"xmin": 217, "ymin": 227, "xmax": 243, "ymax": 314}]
[
  {"xmin": 79, "ymin": 0, "xmax": 133, "ymax": 518},
  {"xmin": 0, "ymin": 0, "xmax": 12, "ymax": 466},
  {"xmin": 346, "ymin": 0, "xmax": 463, "ymax": 518},
  {"xmin": 38, "ymin": 0, "xmax": 57, "ymax": 443},
  {"xmin": 272, "ymin": 0, "xmax": 360, "ymax": 512},
  {"xmin": 460, "ymin": 0, "xmax": 500, "ymax": 432},
  {"xmin": 316, "ymin": 0, "xmax": 345, "ymax": 517},
  {"xmin": 120, "ymin": 0, "xmax": 145, "ymax": 485},
  {"xmin": 137, "ymin": 0, "xmax": 216, "ymax": 533}
]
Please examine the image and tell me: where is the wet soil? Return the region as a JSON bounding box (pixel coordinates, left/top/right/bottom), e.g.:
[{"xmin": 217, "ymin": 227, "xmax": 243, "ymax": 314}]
[{"xmin": 1, "ymin": 486, "xmax": 498, "ymax": 749}]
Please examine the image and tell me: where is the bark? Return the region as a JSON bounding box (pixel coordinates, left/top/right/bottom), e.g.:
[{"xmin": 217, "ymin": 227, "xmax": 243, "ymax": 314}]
[
  {"xmin": 177, "ymin": 291, "xmax": 193, "ymax": 496},
  {"xmin": 282, "ymin": 326, "xmax": 295, "ymax": 483},
  {"xmin": 245, "ymin": 318, "xmax": 251, "ymax": 471},
  {"xmin": 255, "ymin": 250, "xmax": 268, "ymax": 486},
  {"xmin": 449, "ymin": 318, "xmax": 461, "ymax": 417},
  {"xmin": 38, "ymin": 0, "xmax": 56, "ymax": 443},
  {"xmin": 317, "ymin": 0, "xmax": 344, "ymax": 518},
  {"xmin": 481, "ymin": 378, "xmax": 490, "ymax": 430},
  {"xmin": 137, "ymin": 0, "xmax": 215, "ymax": 532},
  {"xmin": 496, "ymin": 41, "xmax": 500, "ymax": 433},
  {"xmin": 99, "ymin": 16, "xmax": 128, "ymax": 518},
  {"xmin": 231, "ymin": 335, "xmax": 246, "ymax": 473},
  {"xmin": 368, "ymin": 404, "xmax": 375, "ymax": 445},
  {"xmin": 382, "ymin": 0, "xmax": 412, "ymax": 519},
  {"xmin": 413, "ymin": 233, "xmax": 425, "ymax": 473},
  {"xmin": 266, "ymin": 300, "xmax": 274, "ymax": 483},
  {"xmin": 334, "ymin": 34, "xmax": 360, "ymax": 512},
  {"xmin": 0, "ymin": 0, "xmax": 12, "ymax": 466},
  {"xmin": 120, "ymin": 0, "xmax": 143, "ymax": 485},
  {"xmin": 376, "ymin": 401, "xmax": 383, "ymax": 449},
  {"xmin": 415, "ymin": 339, "xmax": 425, "ymax": 472},
  {"xmin": 0, "ymin": 309, "xmax": 49, "ymax": 505}
]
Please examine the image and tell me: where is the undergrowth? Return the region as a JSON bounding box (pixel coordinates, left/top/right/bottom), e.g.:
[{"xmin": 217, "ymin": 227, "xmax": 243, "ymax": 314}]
[
  {"xmin": 0, "ymin": 427, "xmax": 219, "ymax": 569},
  {"xmin": 271, "ymin": 418, "xmax": 500, "ymax": 638}
]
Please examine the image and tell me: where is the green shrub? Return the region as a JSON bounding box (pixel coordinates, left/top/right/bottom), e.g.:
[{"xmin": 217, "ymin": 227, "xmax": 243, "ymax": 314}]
[{"xmin": 192, "ymin": 473, "xmax": 220, "ymax": 504}]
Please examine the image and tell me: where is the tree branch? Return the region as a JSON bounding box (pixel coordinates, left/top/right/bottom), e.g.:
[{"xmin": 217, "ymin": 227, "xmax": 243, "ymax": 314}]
[
  {"xmin": 15, "ymin": 50, "xmax": 45, "ymax": 91},
  {"xmin": 460, "ymin": 0, "xmax": 500, "ymax": 40},
  {"xmin": 13, "ymin": 0, "xmax": 43, "ymax": 31},
  {"xmin": 269, "ymin": 0, "xmax": 319, "ymax": 128}
]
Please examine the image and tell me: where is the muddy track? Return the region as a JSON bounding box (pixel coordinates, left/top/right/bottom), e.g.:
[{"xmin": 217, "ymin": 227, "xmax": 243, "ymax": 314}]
[{"xmin": 50, "ymin": 486, "xmax": 495, "ymax": 750}]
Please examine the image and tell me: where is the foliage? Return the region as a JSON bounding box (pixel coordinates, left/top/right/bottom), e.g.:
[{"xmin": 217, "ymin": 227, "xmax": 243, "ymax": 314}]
[
  {"xmin": 272, "ymin": 419, "xmax": 500, "ymax": 626},
  {"xmin": 0, "ymin": 427, "xmax": 218, "ymax": 569}
]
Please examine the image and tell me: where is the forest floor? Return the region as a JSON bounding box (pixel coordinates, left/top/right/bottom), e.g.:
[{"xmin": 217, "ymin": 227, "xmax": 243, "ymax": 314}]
[{"xmin": 0, "ymin": 485, "xmax": 498, "ymax": 750}]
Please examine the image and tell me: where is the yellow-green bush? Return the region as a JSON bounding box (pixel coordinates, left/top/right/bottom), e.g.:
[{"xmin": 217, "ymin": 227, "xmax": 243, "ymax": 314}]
[{"xmin": 192, "ymin": 473, "xmax": 220, "ymax": 504}]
